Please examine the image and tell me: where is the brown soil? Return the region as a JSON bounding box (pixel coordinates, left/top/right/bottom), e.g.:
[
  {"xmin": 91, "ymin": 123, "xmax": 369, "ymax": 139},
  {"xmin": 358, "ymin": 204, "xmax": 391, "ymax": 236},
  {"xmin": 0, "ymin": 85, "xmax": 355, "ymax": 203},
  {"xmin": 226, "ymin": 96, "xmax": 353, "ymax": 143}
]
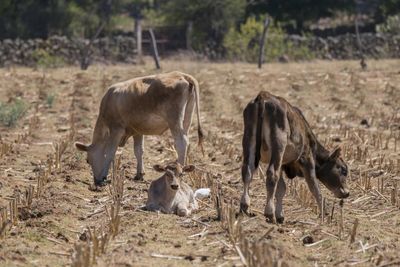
[{"xmin": 0, "ymin": 59, "xmax": 400, "ymax": 267}]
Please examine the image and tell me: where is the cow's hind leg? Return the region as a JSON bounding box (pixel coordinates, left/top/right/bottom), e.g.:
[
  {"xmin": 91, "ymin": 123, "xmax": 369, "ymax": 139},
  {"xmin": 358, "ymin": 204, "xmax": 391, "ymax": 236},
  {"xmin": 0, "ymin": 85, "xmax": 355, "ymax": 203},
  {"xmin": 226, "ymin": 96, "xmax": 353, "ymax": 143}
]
[
  {"xmin": 240, "ymin": 102, "xmax": 259, "ymax": 216},
  {"xmin": 275, "ymin": 174, "xmax": 286, "ymax": 223},
  {"xmin": 264, "ymin": 102, "xmax": 287, "ymax": 223},
  {"xmin": 170, "ymin": 116, "xmax": 188, "ymax": 165},
  {"xmin": 264, "ymin": 149, "xmax": 285, "ymax": 223},
  {"xmin": 133, "ymin": 135, "xmax": 145, "ymax": 181},
  {"xmin": 183, "ymin": 90, "xmax": 195, "ymax": 135}
]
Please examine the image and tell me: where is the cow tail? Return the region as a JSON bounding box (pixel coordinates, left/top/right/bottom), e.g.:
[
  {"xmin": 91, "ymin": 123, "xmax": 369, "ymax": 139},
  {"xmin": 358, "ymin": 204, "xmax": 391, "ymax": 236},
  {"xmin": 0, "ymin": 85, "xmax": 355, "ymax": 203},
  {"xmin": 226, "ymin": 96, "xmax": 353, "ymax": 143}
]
[
  {"xmin": 184, "ymin": 74, "xmax": 205, "ymax": 156},
  {"xmin": 254, "ymin": 96, "xmax": 264, "ymax": 169}
]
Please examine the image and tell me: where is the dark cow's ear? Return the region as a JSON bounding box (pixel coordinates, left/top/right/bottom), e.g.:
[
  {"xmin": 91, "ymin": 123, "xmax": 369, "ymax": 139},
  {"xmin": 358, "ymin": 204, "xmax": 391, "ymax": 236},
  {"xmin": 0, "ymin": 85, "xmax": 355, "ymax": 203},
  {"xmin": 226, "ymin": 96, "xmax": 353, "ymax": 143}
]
[
  {"xmin": 183, "ymin": 165, "xmax": 195, "ymax": 173},
  {"xmin": 75, "ymin": 142, "xmax": 89, "ymax": 152},
  {"xmin": 153, "ymin": 164, "xmax": 166, "ymax": 172},
  {"xmin": 329, "ymin": 147, "xmax": 342, "ymax": 160}
]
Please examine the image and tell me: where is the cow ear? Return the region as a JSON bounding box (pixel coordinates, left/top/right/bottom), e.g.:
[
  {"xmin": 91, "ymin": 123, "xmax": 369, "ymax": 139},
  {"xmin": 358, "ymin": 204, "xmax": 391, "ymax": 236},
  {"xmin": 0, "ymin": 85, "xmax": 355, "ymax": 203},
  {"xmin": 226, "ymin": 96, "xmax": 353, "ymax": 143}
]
[
  {"xmin": 75, "ymin": 142, "xmax": 89, "ymax": 152},
  {"xmin": 153, "ymin": 164, "xmax": 166, "ymax": 172},
  {"xmin": 183, "ymin": 165, "xmax": 195, "ymax": 173},
  {"xmin": 329, "ymin": 147, "xmax": 342, "ymax": 160}
]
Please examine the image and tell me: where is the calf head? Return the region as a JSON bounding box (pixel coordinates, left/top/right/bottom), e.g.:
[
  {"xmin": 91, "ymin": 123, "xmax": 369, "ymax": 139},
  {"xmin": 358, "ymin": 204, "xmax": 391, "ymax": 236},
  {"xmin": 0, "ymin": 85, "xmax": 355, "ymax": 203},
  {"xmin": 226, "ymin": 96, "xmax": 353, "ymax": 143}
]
[
  {"xmin": 153, "ymin": 163, "xmax": 195, "ymax": 191},
  {"xmin": 317, "ymin": 147, "xmax": 350, "ymax": 199},
  {"xmin": 75, "ymin": 142, "xmax": 108, "ymax": 186}
]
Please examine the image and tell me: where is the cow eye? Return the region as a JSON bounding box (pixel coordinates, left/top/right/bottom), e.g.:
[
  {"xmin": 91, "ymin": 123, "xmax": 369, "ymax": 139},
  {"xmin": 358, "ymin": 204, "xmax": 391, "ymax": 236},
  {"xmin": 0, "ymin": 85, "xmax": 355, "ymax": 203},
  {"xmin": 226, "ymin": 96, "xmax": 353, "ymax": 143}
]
[
  {"xmin": 340, "ymin": 167, "xmax": 347, "ymax": 176},
  {"xmin": 86, "ymin": 159, "xmax": 89, "ymax": 164}
]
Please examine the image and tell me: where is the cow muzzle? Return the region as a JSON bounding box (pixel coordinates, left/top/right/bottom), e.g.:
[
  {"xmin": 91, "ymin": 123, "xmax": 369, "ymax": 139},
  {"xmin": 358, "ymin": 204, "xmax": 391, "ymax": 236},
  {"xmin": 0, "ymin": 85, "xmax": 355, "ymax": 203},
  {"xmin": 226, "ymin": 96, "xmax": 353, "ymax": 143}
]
[{"xmin": 335, "ymin": 188, "xmax": 350, "ymax": 199}]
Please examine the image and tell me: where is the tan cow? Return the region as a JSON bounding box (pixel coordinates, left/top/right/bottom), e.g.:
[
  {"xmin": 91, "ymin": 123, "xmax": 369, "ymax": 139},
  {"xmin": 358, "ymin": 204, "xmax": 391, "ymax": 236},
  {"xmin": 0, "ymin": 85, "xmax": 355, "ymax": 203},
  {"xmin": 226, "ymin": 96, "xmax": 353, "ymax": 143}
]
[
  {"xmin": 75, "ymin": 71, "xmax": 204, "ymax": 186},
  {"xmin": 240, "ymin": 91, "xmax": 349, "ymax": 223},
  {"xmin": 146, "ymin": 163, "xmax": 198, "ymax": 216}
]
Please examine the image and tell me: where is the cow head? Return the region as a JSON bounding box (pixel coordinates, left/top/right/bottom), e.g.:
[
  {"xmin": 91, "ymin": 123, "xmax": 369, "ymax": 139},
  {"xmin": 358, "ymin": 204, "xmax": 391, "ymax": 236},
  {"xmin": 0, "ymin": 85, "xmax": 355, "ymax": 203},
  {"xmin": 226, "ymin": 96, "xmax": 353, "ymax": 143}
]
[
  {"xmin": 317, "ymin": 147, "xmax": 350, "ymax": 199},
  {"xmin": 75, "ymin": 142, "xmax": 108, "ymax": 186},
  {"xmin": 153, "ymin": 163, "xmax": 195, "ymax": 191}
]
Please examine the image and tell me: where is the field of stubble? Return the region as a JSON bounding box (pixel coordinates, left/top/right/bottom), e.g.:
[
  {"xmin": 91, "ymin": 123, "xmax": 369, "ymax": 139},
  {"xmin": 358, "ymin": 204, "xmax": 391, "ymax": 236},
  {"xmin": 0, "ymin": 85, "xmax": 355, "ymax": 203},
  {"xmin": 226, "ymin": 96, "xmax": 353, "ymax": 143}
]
[{"xmin": 0, "ymin": 59, "xmax": 399, "ymax": 267}]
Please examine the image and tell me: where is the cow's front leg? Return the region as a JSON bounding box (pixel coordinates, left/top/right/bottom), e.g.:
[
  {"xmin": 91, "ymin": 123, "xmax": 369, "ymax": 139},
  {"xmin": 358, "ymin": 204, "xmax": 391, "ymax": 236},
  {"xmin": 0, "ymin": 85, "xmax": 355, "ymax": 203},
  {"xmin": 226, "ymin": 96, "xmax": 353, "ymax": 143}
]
[
  {"xmin": 275, "ymin": 175, "xmax": 286, "ymax": 224},
  {"xmin": 133, "ymin": 135, "xmax": 145, "ymax": 181},
  {"xmin": 301, "ymin": 157, "xmax": 323, "ymax": 216}
]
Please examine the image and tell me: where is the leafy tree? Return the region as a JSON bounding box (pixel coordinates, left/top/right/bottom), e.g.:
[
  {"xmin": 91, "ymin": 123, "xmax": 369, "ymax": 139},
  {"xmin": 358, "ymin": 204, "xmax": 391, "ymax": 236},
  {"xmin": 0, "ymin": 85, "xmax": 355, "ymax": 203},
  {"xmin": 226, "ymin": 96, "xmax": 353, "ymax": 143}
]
[
  {"xmin": 161, "ymin": 0, "xmax": 246, "ymax": 56},
  {"xmin": 246, "ymin": 0, "xmax": 354, "ymax": 32}
]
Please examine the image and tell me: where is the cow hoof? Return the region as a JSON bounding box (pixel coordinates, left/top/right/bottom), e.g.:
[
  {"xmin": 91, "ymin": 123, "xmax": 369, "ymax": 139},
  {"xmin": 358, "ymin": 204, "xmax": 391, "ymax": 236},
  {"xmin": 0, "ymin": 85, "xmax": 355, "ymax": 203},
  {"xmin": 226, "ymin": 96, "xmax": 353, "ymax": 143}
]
[
  {"xmin": 276, "ymin": 216, "xmax": 285, "ymax": 224},
  {"xmin": 239, "ymin": 202, "xmax": 249, "ymax": 214},
  {"xmin": 265, "ymin": 214, "xmax": 276, "ymax": 224},
  {"xmin": 94, "ymin": 179, "xmax": 110, "ymax": 187},
  {"xmin": 133, "ymin": 173, "xmax": 144, "ymax": 181}
]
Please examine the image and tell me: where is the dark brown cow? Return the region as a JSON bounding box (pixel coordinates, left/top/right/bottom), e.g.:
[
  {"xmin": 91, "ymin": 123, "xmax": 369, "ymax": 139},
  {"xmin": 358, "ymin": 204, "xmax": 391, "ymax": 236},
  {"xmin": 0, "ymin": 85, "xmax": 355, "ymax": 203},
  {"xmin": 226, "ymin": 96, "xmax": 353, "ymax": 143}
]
[{"xmin": 240, "ymin": 91, "xmax": 349, "ymax": 223}]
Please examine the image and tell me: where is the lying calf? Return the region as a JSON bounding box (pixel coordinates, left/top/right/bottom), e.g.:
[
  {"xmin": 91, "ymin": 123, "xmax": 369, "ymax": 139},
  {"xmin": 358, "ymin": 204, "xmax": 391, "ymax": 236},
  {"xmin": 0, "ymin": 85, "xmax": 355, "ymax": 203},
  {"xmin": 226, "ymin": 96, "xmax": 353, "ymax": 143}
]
[{"xmin": 146, "ymin": 163, "xmax": 198, "ymax": 216}]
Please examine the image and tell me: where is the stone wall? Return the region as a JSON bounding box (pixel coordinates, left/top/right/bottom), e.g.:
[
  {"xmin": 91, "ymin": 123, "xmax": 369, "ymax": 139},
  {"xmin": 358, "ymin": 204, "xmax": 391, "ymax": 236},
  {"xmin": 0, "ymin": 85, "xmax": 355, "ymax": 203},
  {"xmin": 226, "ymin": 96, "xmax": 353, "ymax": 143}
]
[
  {"xmin": 287, "ymin": 33, "xmax": 400, "ymax": 60},
  {"xmin": 0, "ymin": 35, "xmax": 137, "ymax": 67},
  {"xmin": 0, "ymin": 33, "xmax": 399, "ymax": 67}
]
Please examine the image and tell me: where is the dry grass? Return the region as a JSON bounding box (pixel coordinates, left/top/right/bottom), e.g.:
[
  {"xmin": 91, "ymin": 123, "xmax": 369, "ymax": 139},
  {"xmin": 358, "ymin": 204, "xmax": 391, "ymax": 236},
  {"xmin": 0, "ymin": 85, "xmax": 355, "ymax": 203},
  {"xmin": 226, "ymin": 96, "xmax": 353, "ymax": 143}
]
[{"xmin": 0, "ymin": 59, "xmax": 399, "ymax": 266}]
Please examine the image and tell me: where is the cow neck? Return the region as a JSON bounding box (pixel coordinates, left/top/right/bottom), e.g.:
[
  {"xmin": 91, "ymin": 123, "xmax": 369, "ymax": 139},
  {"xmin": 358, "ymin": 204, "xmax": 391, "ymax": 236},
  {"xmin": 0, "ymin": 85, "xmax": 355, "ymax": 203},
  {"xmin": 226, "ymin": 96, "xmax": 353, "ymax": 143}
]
[
  {"xmin": 305, "ymin": 123, "xmax": 330, "ymax": 172},
  {"xmin": 91, "ymin": 116, "xmax": 108, "ymax": 145}
]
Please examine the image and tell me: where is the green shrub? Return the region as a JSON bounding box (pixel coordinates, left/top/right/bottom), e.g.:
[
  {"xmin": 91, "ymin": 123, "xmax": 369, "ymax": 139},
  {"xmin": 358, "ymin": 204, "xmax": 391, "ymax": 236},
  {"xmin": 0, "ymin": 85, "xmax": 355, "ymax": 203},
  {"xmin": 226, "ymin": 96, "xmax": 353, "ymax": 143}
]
[
  {"xmin": 0, "ymin": 99, "xmax": 28, "ymax": 127},
  {"xmin": 224, "ymin": 17, "xmax": 314, "ymax": 62},
  {"xmin": 31, "ymin": 49, "xmax": 65, "ymax": 68},
  {"xmin": 46, "ymin": 93, "xmax": 56, "ymax": 108},
  {"xmin": 376, "ymin": 15, "xmax": 400, "ymax": 34}
]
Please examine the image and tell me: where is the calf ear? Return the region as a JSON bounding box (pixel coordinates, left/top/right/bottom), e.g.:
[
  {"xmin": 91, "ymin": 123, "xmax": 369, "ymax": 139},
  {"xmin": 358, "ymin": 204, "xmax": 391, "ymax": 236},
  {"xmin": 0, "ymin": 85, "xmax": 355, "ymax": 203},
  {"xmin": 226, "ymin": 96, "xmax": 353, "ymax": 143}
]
[
  {"xmin": 153, "ymin": 164, "xmax": 166, "ymax": 172},
  {"xmin": 183, "ymin": 165, "xmax": 196, "ymax": 173},
  {"xmin": 329, "ymin": 147, "xmax": 342, "ymax": 160},
  {"xmin": 75, "ymin": 142, "xmax": 89, "ymax": 152}
]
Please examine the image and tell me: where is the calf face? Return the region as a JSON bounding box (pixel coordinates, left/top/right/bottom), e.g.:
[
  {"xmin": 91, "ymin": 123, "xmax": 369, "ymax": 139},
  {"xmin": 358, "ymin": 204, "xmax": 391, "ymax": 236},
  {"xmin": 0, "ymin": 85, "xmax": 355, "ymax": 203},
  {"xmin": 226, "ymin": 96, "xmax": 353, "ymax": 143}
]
[
  {"xmin": 317, "ymin": 148, "xmax": 350, "ymax": 199},
  {"xmin": 149, "ymin": 162, "xmax": 196, "ymax": 216},
  {"xmin": 153, "ymin": 163, "xmax": 196, "ymax": 181}
]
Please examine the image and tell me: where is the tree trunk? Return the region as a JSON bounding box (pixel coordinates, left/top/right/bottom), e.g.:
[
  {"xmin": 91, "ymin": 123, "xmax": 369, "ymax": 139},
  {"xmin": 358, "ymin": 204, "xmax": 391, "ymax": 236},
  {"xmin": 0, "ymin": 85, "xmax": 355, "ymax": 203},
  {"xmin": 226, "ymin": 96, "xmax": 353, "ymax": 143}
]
[
  {"xmin": 134, "ymin": 18, "xmax": 143, "ymax": 64},
  {"xmin": 149, "ymin": 28, "xmax": 161, "ymax": 69},
  {"xmin": 258, "ymin": 17, "xmax": 270, "ymax": 69},
  {"xmin": 186, "ymin": 21, "xmax": 193, "ymax": 51}
]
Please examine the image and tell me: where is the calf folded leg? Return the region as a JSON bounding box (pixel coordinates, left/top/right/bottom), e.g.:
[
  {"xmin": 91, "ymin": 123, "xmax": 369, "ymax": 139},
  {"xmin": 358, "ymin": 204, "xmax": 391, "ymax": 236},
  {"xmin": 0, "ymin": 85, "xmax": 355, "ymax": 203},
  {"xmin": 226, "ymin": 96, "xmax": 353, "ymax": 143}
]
[{"xmin": 176, "ymin": 203, "xmax": 190, "ymax": 217}]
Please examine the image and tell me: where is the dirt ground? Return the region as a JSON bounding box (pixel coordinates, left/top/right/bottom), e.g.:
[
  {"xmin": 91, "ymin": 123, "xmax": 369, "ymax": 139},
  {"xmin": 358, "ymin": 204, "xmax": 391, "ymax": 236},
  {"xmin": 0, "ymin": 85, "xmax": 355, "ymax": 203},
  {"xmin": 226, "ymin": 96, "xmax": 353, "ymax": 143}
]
[{"xmin": 0, "ymin": 59, "xmax": 399, "ymax": 267}]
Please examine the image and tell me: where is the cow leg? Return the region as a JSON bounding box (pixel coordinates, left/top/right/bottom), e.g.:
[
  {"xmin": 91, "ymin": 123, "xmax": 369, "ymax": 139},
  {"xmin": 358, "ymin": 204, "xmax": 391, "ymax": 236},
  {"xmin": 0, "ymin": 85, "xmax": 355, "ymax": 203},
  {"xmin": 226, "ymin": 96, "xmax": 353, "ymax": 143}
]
[
  {"xmin": 183, "ymin": 90, "xmax": 195, "ymax": 135},
  {"xmin": 275, "ymin": 174, "xmax": 286, "ymax": 224},
  {"xmin": 300, "ymin": 157, "xmax": 323, "ymax": 216},
  {"xmin": 264, "ymin": 139, "xmax": 286, "ymax": 223},
  {"xmin": 133, "ymin": 135, "xmax": 145, "ymax": 181},
  {"xmin": 172, "ymin": 128, "xmax": 188, "ymax": 165},
  {"xmin": 240, "ymin": 102, "xmax": 259, "ymax": 216},
  {"xmin": 240, "ymin": 163, "xmax": 256, "ymax": 216}
]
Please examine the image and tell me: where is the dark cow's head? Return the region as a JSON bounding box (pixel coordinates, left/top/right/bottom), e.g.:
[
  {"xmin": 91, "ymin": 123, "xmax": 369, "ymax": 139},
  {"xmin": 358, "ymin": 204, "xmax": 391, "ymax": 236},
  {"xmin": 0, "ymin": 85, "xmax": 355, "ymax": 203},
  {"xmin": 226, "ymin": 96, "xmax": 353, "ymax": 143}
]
[
  {"xmin": 153, "ymin": 163, "xmax": 195, "ymax": 191},
  {"xmin": 317, "ymin": 147, "xmax": 350, "ymax": 199}
]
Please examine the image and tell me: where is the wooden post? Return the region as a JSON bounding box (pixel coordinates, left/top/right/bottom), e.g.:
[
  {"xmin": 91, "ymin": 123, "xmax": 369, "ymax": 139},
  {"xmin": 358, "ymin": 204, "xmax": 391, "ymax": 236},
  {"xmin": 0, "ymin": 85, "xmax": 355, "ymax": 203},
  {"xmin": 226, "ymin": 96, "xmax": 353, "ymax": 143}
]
[
  {"xmin": 258, "ymin": 17, "xmax": 270, "ymax": 69},
  {"xmin": 186, "ymin": 21, "xmax": 193, "ymax": 51},
  {"xmin": 135, "ymin": 18, "xmax": 143, "ymax": 64},
  {"xmin": 80, "ymin": 21, "xmax": 106, "ymax": 70},
  {"xmin": 148, "ymin": 28, "xmax": 161, "ymax": 69},
  {"xmin": 355, "ymin": 1, "xmax": 367, "ymax": 70}
]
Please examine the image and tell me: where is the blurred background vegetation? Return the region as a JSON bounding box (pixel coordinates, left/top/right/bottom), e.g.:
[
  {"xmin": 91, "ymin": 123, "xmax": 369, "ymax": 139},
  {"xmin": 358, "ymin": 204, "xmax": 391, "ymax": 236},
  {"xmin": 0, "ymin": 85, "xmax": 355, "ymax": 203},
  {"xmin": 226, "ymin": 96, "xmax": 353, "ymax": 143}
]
[{"xmin": 0, "ymin": 0, "xmax": 399, "ymax": 62}]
